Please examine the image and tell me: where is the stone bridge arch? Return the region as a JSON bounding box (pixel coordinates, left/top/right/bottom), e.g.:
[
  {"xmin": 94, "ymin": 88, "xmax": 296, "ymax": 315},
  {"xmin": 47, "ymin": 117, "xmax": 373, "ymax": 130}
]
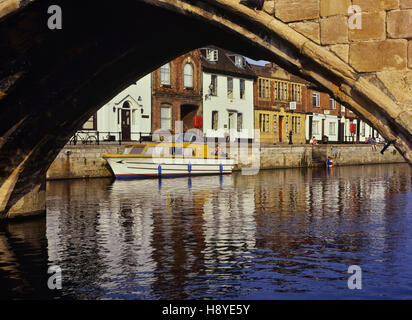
[{"xmin": 0, "ymin": 0, "xmax": 411, "ymax": 219}]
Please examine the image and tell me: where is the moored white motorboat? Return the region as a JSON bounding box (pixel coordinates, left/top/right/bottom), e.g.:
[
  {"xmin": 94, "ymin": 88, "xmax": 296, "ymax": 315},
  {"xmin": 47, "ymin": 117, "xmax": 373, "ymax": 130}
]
[{"xmin": 103, "ymin": 133, "xmax": 234, "ymax": 179}]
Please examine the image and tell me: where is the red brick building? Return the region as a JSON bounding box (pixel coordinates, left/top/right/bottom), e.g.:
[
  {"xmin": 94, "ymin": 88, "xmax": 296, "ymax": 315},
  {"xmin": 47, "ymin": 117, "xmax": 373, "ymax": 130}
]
[
  {"xmin": 152, "ymin": 50, "xmax": 203, "ymax": 133},
  {"xmin": 305, "ymin": 83, "xmax": 362, "ymax": 143}
]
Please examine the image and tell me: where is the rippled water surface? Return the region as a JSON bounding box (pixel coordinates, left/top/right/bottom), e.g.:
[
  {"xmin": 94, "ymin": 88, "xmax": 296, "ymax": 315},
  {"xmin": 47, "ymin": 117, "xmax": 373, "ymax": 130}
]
[{"xmin": 1, "ymin": 164, "xmax": 412, "ymax": 299}]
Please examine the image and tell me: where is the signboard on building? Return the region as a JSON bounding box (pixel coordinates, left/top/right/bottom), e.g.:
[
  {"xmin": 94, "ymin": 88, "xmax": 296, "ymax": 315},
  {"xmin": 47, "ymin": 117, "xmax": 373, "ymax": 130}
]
[{"xmin": 289, "ymin": 101, "xmax": 296, "ymax": 110}]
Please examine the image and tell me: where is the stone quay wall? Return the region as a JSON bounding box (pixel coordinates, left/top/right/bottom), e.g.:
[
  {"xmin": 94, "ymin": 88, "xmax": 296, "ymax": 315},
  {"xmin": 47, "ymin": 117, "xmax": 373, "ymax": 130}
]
[{"xmin": 46, "ymin": 143, "xmax": 406, "ymax": 180}]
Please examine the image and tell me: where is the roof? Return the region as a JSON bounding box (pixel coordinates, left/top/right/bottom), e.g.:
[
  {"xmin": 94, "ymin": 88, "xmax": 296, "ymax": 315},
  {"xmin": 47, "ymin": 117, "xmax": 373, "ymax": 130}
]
[
  {"xmin": 250, "ymin": 63, "xmax": 309, "ymax": 85},
  {"xmin": 199, "ymin": 46, "xmax": 256, "ymax": 79}
]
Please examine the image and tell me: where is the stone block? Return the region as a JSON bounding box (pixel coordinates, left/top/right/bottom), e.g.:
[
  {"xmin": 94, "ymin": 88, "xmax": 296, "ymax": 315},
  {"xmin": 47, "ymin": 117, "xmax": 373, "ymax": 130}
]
[
  {"xmin": 377, "ymin": 70, "xmax": 412, "ymax": 104},
  {"xmin": 320, "ymin": 16, "xmax": 348, "ymax": 45},
  {"xmin": 350, "ymin": 40, "xmax": 407, "ymax": 72},
  {"xmin": 329, "ymin": 44, "xmax": 349, "ymax": 63},
  {"xmin": 349, "ymin": 12, "xmax": 386, "ymax": 41},
  {"xmin": 408, "ymin": 41, "xmax": 412, "ymax": 68},
  {"xmin": 263, "ymin": 0, "xmax": 275, "ymax": 15},
  {"xmin": 0, "ymin": 0, "xmax": 19, "ymax": 19},
  {"xmin": 320, "ymin": 0, "xmax": 351, "ymax": 17},
  {"xmin": 352, "ymin": 0, "xmax": 399, "ymax": 11},
  {"xmin": 387, "ymin": 10, "xmax": 412, "ymax": 39},
  {"xmin": 288, "ymin": 21, "xmax": 320, "ymax": 44},
  {"xmin": 275, "ymin": 0, "xmax": 319, "ymax": 22},
  {"xmin": 400, "ymin": 0, "xmax": 412, "ymax": 8}
]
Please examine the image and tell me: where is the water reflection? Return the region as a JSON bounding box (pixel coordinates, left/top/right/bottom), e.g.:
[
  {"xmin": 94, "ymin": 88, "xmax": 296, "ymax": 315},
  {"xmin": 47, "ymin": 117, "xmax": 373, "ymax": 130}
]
[{"xmin": 1, "ymin": 164, "xmax": 411, "ymax": 299}]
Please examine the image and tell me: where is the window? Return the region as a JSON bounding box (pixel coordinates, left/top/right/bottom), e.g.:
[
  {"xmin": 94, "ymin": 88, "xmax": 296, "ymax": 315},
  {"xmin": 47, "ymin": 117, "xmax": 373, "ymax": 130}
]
[
  {"xmin": 259, "ymin": 113, "xmax": 269, "ymax": 132},
  {"xmin": 290, "ymin": 83, "xmax": 301, "ymax": 102},
  {"xmin": 160, "ymin": 106, "xmax": 171, "ymax": 130},
  {"xmin": 170, "ymin": 146, "xmax": 194, "ymax": 157},
  {"xmin": 130, "ymin": 146, "xmax": 145, "ymax": 154},
  {"xmin": 291, "ymin": 116, "xmax": 300, "ymax": 134},
  {"xmin": 183, "ymin": 148, "xmax": 194, "ymax": 157},
  {"xmin": 212, "ymin": 111, "xmax": 218, "ymax": 130},
  {"xmin": 329, "ymin": 122, "xmax": 336, "ymax": 135},
  {"xmin": 312, "ymin": 93, "xmax": 320, "ymax": 108},
  {"xmin": 362, "ymin": 122, "xmax": 366, "ymax": 136},
  {"xmin": 235, "ymin": 55, "xmax": 246, "ymax": 68},
  {"xmin": 273, "ymin": 115, "xmax": 277, "ymax": 132},
  {"xmin": 281, "ymin": 82, "xmax": 288, "ymax": 100},
  {"xmin": 207, "ymin": 49, "xmax": 218, "ymax": 62},
  {"xmin": 285, "ymin": 116, "xmax": 289, "ymax": 133},
  {"xmin": 239, "ymin": 79, "xmax": 245, "ymax": 99},
  {"xmin": 160, "ymin": 63, "xmax": 171, "ymax": 86},
  {"xmin": 312, "ymin": 120, "xmax": 320, "ymax": 135},
  {"xmin": 183, "ymin": 63, "xmax": 193, "ymax": 88},
  {"xmin": 228, "ymin": 112, "xmax": 236, "ymax": 130},
  {"xmin": 209, "ymin": 75, "xmax": 218, "ymax": 96},
  {"xmin": 227, "ymin": 77, "xmax": 233, "ymax": 99},
  {"xmin": 258, "ymin": 78, "xmax": 270, "ymax": 99},
  {"xmin": 274, "ymin": 80, "xmax": 289, "ymax": 101},
  {"xmin": 329, "ymin": 98, "xmax": 336, "ymax": 110},
  {"xmin": 145, "ymin": 146, "xmax": 167, "ymax": 156},
  {"xmin": 237, "ymin": 113, "xmax": 243, "ymax": 132},
  {"xmin": 169, "ymin": 147, "xmax": 183, "ymax": 156}
]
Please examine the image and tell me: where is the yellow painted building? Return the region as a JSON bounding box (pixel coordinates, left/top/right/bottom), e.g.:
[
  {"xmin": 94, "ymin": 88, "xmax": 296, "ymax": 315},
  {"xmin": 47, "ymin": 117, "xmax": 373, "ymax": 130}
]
[
  {"xmin": 252, "ymin": 63, "xmax": 307, "ymax": 144},
  {"xmin": 254, "ymin": 108, "xmax": 306, "ymax": 144}
]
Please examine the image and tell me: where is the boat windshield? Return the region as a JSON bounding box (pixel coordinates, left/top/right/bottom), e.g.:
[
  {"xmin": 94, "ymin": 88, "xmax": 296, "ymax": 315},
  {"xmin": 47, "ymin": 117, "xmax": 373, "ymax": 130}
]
[
  {"xmin": 123, "ymin": 146, "xmax": 145, "ymax": 155},
  {"xmin": 144, "ymin": 146, "xmax": 167, "ymax": 156}
]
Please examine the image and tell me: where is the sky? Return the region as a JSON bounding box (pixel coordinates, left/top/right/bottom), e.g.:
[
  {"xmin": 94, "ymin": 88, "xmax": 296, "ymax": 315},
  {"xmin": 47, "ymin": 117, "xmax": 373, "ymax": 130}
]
[{"xmin": 245, "ymin": 57, "xmax": 268, "ymax": 66}]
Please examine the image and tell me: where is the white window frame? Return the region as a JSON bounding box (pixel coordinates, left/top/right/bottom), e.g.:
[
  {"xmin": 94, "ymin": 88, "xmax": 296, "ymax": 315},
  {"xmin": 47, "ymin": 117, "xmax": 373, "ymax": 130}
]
[
  {"xmin": 207, "ymin": 49, "xmax": 218, "ymax": 62},
  {"xmin": 212, "ymin": 110, "xmax": 219, "ymax": 130},
  {"xmin": 160, "ymin": 63, "xmax": 171, "ymax": 86},
  {"xmin": 160, "ymin": 106, "xmax": 171, "ymax": 130},
  {"xmin": 239, "ymin": 79, "xmax": 245, "ymax": 99},
  {"xmin": 227, "ymin": 77, "xmax": 233, "ymax": 99},
  {"xmin": 183, "ymin": 63, "xmax": 193, "ymax": 88},
  {"xmin": 210, "ymin": 74, "xmax": 218, "ymax": 96},
  {"xmin": 329, "ymin": 122, "xmax": 336, "ymax": 135},
  {"xmin": 235, "ymin": 55, "xmax": 246, "ymax": 68},
  {"xmin": 312, "ymin": 120, "xmax": 320, "ymax": 135},
  {"xmin": 329, "ymin": 98, "xmax": 336, "ymax": 110},
  {"xmin": 312, "ymin": 93, "xmax": 320, "ymax": 108}
]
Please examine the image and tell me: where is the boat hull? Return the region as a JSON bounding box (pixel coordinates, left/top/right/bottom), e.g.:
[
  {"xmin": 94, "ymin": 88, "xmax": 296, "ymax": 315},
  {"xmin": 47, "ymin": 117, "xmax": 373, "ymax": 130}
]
[{"xmin": 105, "ymin": 157, "xmax": 234, "ymax": 179}]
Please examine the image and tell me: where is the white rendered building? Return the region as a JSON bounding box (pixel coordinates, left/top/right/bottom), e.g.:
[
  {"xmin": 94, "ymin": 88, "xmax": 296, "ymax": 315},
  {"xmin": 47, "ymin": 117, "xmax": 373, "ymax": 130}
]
[
  {"xmin": 79, "ymin": 74, "xmax": 152, "ymax": 142},
  {"xmin": 200, "ymin": 47, "xmax": 255, "ymax": 142}
]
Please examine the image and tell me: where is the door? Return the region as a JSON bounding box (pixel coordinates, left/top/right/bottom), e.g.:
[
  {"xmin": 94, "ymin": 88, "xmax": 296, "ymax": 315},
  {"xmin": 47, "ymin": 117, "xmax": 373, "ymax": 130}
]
[
  {"xmin": 339, "ymin": 122, "xmax": 344, "ymax": 143},
  {"xmin": 321, "ymin": 119, "xmax": 325, "ymax": 138},
  {"xmin": 228, "ymin": 112, "xmax": 236, "ymax": 130},
  {"xmin": 308, "ymin": 116, "xmax": 313, "ymax": 142},
  {"xmin": 180, "ymin": 104, "xmax": 199, "ymax": 130},
  {"xmin": 278, "ymin": 116, "xmax": 283, "ymax": 142},
  {"xmin": 121, "ymin": 101, "xmax": 131, "ymax": 141}
]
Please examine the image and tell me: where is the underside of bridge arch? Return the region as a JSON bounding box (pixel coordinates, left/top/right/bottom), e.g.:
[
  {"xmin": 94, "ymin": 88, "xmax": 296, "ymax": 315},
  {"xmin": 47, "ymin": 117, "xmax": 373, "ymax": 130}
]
[{"xmin": 1, "ymin": 0, "xmax": 411, "ymax": 219}]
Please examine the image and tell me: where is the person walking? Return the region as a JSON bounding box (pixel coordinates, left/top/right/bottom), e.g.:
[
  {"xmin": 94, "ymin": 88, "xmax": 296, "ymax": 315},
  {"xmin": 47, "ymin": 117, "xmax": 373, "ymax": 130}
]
[{"xmin": 371, "ymin": 137, "xmax": 377, "ymax": 151}]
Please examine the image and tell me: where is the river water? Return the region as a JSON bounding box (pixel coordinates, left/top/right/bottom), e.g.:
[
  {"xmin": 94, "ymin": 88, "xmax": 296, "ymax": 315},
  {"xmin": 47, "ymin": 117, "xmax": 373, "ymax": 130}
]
[{"xmin": 1, "ymin": 164, "xmax": 411, "ymax": 299}]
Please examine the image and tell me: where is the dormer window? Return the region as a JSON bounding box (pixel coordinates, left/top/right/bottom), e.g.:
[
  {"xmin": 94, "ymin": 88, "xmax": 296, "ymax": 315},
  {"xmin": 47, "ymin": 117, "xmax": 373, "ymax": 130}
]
[
  {"xmin": 207, "ymin": 49, "xmax": 218, "ymax": 62},
  {"xmin": 235, "ymin": 55, "xmax": 246, "ymax": 68},
  {"xmin": 160, "ymin": 63, "xmax": 171, "ymax": 86}
]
